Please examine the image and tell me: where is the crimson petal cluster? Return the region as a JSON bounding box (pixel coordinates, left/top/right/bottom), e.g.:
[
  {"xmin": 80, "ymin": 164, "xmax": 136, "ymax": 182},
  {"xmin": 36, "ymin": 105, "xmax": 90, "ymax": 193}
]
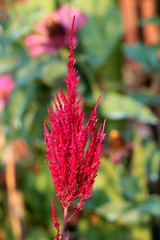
[{"xmin": 44, "ymin": 16, "xmax": 105, "ymax": 239}]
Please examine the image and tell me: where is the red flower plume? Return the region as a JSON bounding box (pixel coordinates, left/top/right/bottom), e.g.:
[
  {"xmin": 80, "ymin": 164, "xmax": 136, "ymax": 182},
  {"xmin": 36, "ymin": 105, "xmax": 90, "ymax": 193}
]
[{"xmin": 44, "ymin": 16, "xmax": 105, "ymax": 239}]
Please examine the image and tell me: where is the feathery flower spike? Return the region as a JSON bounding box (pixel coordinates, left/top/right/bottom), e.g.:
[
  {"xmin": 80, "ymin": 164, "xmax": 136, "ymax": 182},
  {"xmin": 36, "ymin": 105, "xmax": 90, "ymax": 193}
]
[{"xmin": 44, "ymin": 16, "xmax": 106, "ymax": 240}]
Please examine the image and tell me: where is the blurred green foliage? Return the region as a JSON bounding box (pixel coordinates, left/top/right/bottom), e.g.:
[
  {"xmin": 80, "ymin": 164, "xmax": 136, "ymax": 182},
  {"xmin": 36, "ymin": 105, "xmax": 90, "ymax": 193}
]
[{"xmin": 0, "ymin": 0, "xmax": 160, "ymax": 240}]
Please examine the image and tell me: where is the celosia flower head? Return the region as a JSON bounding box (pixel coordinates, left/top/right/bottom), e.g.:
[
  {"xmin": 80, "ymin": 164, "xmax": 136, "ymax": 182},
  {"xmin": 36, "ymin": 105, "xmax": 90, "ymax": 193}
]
[
  {"xmin": 25, "ymin": 5, "xmax": 88, "ymax": 57},
  {"xmin": 0, "ymin": 74, "xmax": 15, "ymax": 106},
  {"xmin": 44, "ymin": 16, "xmax": 105, "ymax": 239}
]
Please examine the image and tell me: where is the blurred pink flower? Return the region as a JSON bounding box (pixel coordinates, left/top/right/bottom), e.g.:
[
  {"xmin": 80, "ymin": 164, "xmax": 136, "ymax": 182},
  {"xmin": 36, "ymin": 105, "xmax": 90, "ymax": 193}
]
[
  {"xmin": 25, "ymin": 5, "xmax": 88, "ymax": 57},
  {"xmin": 0, "ymin": 74, "xmax": 15, "ymax": 105}
]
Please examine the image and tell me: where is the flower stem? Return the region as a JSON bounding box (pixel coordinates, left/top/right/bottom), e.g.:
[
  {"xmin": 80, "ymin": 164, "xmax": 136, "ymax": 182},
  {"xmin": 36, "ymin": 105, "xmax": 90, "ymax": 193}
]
[{"xmin": 61, "ymin": 207, "xmax": 68, "ymax": 240}]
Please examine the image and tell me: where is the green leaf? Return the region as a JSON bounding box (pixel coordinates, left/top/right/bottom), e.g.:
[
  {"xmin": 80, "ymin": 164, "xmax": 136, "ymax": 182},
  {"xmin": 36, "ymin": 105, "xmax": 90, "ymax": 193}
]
[
  {"xmin": 41, "ymin": 59, "xmax": 67, "ymax": 85},
  {"xmin": 137, "ymin": 198, "xmax": 160, "ymax": 217},
  {"xmin": 123, "ymin": 43, "xmax": 160, "ymax": 72},
  {"xmin": 96, "ymin": 201, "xmax": 144, "ymax": 224},
  {"xmin": 143, "ymin": 140, "xmax": 160, "ymax": 179},
  {"xmin": 85, "ymin": 158, "xmax": 123, "ymax": 209},
  {"xmin": 14, "ymin": 54, "xmax": 67, "ymax": 87},
  {"xmin": 100, "ymin": 92, "xmax": 158, "ymax": 124},
  {"xmin": 78, "ymin": 217, "xmax": 129, "ymax": 240},
  {"xmin": 74, "ymin": 0, "xmax": 113, "ymax": 15},
  {"xmin": 130, "ymin": 92, "xmax": 160, "ymax": 106},
  {"xmin": 26, "ymin": 229, "xmax": 50, "ymax": 240},
  {"xmin": 0, "ymin": 45, "xmax": 24, "ymax": 74},
  {"xmin": 129, "ymin": 224, "xmax": 151, "ymax": 240},
  {"xmin": 96, "ymin": 197, "xmax": 160, "ymax": 224},
  {"xmin": 131, "ymin": 136, "xmax": 148, "ymax": 199},
  {"xmin": 120, "ymin": 177, "xmax": 142, "ymax": 201},
  {"xmin": 79, "ymin": 5, "xmax": 122, "ymax": 69},
  {"xmin": 139, "ymin": 17, "xmax": 160, "ymax": 26},
  {"xmin": 0, "ymin": 12, "xmax": 41, "ymax": 46},
  {"xmin": 0, "ymin": 0, "xmax": 54, "ymax": 47}
]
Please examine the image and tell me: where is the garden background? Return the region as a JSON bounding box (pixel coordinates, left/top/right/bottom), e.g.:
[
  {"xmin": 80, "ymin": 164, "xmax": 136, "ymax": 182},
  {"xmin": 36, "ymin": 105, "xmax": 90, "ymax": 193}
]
[{"xmin": 0, "ymin": 0, "xmax": 160, "ymax": 239}]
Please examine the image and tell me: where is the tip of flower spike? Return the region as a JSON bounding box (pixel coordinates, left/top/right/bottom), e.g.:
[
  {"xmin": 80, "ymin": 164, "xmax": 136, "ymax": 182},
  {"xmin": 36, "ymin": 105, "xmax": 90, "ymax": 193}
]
[{"xmin": 69, "ymin": 15, "xmax": 76, "ymax": 53}]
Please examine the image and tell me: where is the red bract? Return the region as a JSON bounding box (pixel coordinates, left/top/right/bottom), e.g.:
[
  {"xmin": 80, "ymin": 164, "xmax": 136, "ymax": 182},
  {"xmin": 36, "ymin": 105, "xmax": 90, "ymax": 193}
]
[{"xmin": 44, "ymin": 16, "xmax": 105, "ymax": 239}]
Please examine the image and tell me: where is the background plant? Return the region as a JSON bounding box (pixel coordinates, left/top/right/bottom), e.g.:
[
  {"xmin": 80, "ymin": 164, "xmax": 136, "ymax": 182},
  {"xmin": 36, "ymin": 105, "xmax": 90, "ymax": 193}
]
[{"xmin": 0, "ymin": 0, "xmax": 160, "ymax": 240}]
